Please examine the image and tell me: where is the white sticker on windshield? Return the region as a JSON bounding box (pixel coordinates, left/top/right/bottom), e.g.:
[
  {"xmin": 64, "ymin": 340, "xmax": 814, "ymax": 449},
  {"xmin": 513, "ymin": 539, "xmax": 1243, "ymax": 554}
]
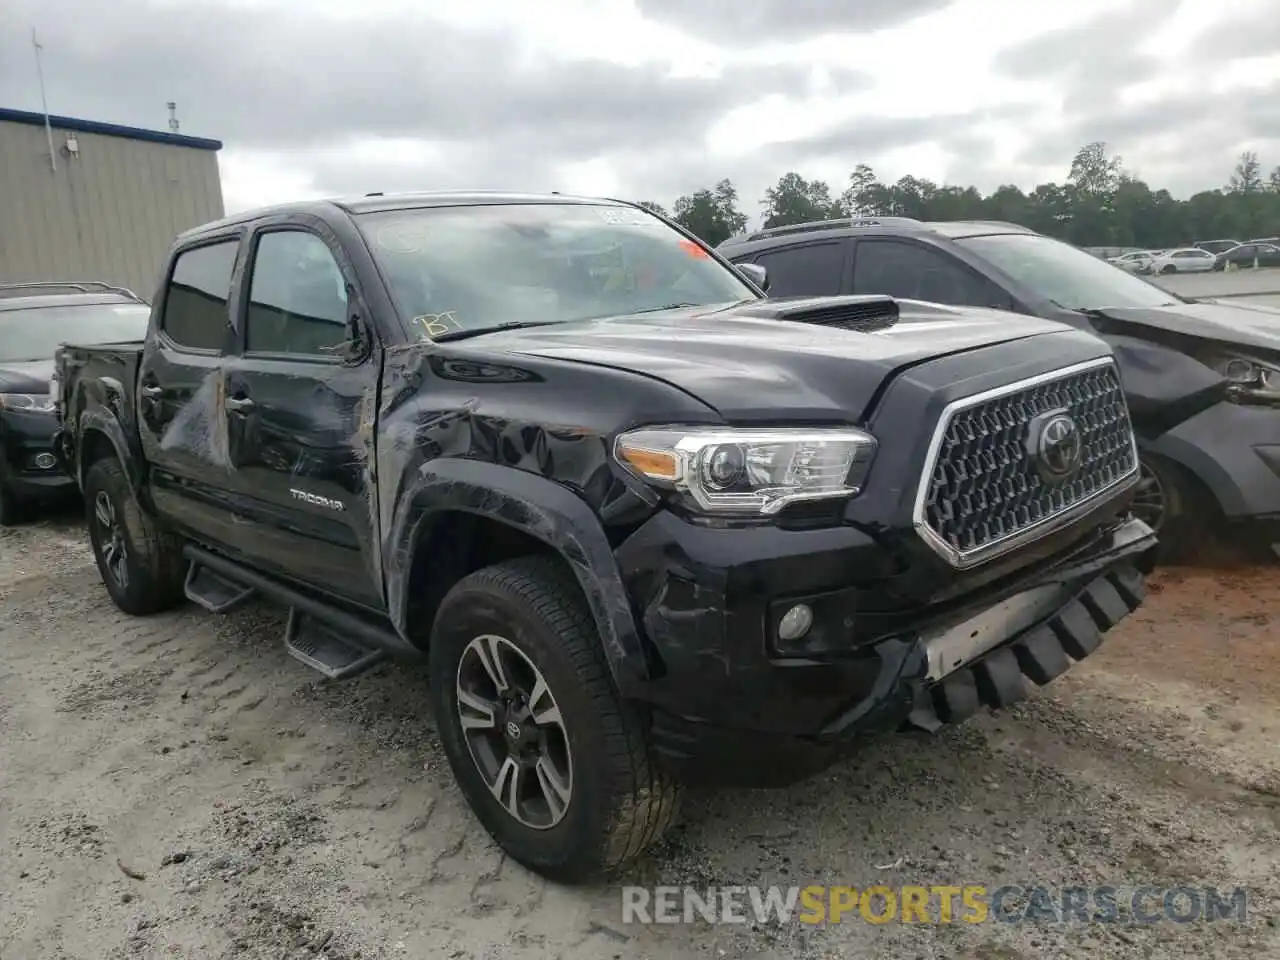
[{"xmin": 592, "ymin": 206, "xmax": 651, "ymax": 226}]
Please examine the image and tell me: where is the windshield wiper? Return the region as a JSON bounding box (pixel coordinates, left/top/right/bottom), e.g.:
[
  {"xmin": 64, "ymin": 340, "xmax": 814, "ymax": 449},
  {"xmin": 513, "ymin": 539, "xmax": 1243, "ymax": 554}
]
[
  {"xmin": 629, "ymin": 302, "xmax": 700, "ymax": 314},
  {"xmin": 428, "ymin": 321, "xmax": 560, "ymax": 343}
]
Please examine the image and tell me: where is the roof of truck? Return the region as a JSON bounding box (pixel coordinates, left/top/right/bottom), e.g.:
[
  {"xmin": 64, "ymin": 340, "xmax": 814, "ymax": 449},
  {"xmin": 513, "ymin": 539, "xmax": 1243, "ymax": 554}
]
[
  {"xmin": 716, "ymin": 217, "xmax": 1038, "ymax": 256},
  {"xmin": 179, "ymin": 191, "xmax": 637, "ymax": 240}
]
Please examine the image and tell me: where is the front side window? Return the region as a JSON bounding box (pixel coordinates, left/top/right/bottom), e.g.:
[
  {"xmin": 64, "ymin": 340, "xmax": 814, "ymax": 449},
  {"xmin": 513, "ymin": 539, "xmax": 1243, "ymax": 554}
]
[
  {"xmin": 0, "ymin": 303, "xmax": 151, "ymax": 362},
  {"xmin": 958, "ymin": 233, "xmax": 1183, "ymax": 311},
  {"xmin": 246, "ymin": 231, "xmax": 349, "ymax": 356},
  {"xmin": 356, "ymin": 203, "xmax": 755, "ymax": 340},
  {"xmin": 163, "ymin": 240, "xmax": 238, "ymax": 351},
  {"xmin": 750, "ymin": 242, "xmax": 845, "ymax": 297},
  {"xmin": 852, "ymin": 240, "xmax": 1002, "ymax": 307}
]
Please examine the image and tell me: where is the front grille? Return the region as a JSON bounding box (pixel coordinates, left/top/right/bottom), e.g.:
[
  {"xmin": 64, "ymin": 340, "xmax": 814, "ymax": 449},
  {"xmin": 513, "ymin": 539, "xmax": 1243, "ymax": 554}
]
[{"xmin": 916, "ymin": 359, "xmax": 1138, "ymax": 566}]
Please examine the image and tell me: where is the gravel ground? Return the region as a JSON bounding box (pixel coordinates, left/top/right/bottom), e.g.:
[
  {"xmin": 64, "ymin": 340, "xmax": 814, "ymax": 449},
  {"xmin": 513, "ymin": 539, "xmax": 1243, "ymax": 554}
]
[{"xmin": 2, "ymin": 508, "xmax": 1279, "ymax": 960}]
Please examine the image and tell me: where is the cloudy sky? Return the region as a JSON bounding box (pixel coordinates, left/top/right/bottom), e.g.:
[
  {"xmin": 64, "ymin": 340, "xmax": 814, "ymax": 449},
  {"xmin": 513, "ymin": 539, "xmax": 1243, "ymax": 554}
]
[{"xmin": 2, "ymin": 0, "xmax": 1278, "ymax": 220}]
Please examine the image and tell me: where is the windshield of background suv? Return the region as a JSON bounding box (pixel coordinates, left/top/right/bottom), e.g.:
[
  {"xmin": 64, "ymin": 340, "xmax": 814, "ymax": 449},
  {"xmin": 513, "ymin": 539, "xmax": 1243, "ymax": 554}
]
[
  {"xmin": 958, "ymin": 233, "xmax": 1183, "ymax": 311},
  {"xmin": 0, "ymin": 303, "xmax": 151, "ymax": 362},
  {"xmin": 357, "ymin": 202, "xmax": 756, "ymax": 340}
]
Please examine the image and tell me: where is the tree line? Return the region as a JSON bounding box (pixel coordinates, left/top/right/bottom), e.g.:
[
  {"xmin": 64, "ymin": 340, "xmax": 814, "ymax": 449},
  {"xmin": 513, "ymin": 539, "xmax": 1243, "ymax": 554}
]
[{"xmin": 638, "ymin": 144, "xmax": 1280, "ymax": 250}]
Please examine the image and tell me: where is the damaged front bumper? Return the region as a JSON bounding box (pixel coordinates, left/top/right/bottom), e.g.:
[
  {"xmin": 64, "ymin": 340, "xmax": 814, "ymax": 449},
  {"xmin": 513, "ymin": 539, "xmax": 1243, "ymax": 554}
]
[{"xmin": 639, "ymin": 516, "xmax": 1157, "ymax": 788}]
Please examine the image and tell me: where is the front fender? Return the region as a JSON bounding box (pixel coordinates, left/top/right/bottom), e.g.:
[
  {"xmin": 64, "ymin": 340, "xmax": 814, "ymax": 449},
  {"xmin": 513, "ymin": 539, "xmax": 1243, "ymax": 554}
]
[{"xmin": 384, "ymin": 458, "xmax": 649, "ymax": 694}]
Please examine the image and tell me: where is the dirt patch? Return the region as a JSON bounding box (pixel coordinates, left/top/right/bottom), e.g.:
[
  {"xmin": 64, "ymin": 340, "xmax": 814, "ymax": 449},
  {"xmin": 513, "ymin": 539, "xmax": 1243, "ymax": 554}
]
[{"xmin": 1, "ymin": 513, "xmax": 1278, "ymax": 959}]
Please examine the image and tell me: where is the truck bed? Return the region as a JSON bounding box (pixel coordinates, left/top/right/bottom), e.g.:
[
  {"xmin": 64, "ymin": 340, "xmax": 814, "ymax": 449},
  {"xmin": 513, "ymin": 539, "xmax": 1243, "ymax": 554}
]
[{"xmin": 54, "ymin": 341, "xmax": 145, "ymax": 489}]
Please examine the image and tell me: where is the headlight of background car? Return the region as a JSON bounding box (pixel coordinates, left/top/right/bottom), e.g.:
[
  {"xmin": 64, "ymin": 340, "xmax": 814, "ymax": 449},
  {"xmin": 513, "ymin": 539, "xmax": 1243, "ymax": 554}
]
[
  {"xmin": 0, "ymin": 393, "xmax": 56, "ymax": 413},
  {"xmin": 614, "ymin": 426, "xmax": 877, "ymax": 515},
  {"xmin": 1204, "ymin": 352, "xmax": 1280, "ymax": 405}
]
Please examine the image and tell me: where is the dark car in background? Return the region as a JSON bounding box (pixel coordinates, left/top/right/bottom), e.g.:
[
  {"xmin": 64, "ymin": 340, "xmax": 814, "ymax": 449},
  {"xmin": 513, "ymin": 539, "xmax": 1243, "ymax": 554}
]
[
  {"xmin": 719, "ymin": 218, "xmax": 1280, "ymax": 562},
  {"xmin": 1215, "ymin": 242, "xmax": 1280, "ymax": 271},
  {"xmin": 1194, "ymin": 239, "xmax": 1242, "ymax": 255},
  {"xmin": 0, "ymin": 282, "xmax": 151, "ymax": 524}
]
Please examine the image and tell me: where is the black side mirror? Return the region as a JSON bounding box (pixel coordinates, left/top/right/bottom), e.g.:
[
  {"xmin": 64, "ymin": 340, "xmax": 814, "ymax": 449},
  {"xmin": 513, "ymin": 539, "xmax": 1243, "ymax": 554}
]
[{"xmin": 737, "ymin": 262, "xmax": 769, "ymax": 292}]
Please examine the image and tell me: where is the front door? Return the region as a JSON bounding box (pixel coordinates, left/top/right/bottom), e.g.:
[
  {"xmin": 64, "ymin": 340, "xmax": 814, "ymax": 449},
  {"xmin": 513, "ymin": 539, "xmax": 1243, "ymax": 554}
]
[
  {"xmin": 137, "ymin": 234, "xmax": 244, "ymax": 545},
  {"xmin": 221, "ymin": 227, "xmax": 383, "ymax": 608}
]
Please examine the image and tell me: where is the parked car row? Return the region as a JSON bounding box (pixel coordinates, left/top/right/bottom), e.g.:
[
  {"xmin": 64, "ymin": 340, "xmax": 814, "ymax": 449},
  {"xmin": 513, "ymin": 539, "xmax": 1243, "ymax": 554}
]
[
  {"xmin": 717, "ymin": 215, "xmax": 1280, "ymax": 563},
  {"xmin": 39, "ymin": 191, "xmax": 1165, "ymax": 883},
  {"xmin": 1106, "ymin": 238, "xmax": 1280, "ymax": 275}
]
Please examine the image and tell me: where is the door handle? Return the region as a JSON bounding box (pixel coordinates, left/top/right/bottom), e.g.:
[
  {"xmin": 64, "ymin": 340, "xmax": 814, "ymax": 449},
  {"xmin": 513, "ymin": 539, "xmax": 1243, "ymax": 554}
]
[
  {"xmin": 225, "ymin": 396, "xmax": 255, "ymax": 414},
  {"xmin": 140, "ymin": 384, "xmax": 163, "ymax": 398}
]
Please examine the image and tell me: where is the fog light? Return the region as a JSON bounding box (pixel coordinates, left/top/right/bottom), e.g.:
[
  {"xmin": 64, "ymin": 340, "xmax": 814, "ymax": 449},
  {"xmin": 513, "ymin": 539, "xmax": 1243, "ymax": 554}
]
[
  {"xmin": 33, "ymin": 453, "xmax": 57, "ymax": 470},
  {"xmin": 777, "ymin": 603, "xmax": 814, "ymax": 643}
]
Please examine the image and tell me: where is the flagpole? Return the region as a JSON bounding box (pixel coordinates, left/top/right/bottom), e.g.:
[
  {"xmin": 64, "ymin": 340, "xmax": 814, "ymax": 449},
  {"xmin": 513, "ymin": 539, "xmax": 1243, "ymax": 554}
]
[{"xmin": 32, "ymin": 28, "xmax": 56, "ymax": 173}]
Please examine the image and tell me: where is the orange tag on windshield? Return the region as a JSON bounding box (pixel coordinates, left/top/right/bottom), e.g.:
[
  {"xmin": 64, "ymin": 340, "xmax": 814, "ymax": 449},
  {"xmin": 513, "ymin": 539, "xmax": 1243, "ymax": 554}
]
[{"xmin": 678, "ymin": 238, "xmax": 710, "ymax": 259}]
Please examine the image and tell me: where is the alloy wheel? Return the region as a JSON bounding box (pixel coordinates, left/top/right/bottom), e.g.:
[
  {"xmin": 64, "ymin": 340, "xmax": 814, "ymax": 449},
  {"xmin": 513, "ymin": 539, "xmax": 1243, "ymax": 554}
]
[
  {"xmin": 94, "ymin": 490, "xmax": 130, "ymax": 589},
  {"xmin": 455, "ymin": 634, "xmax": 573, "ymax": 830},
  {"xmin": 1131, "ymin": 460, "xmax": 1167, "ymax": 533}
]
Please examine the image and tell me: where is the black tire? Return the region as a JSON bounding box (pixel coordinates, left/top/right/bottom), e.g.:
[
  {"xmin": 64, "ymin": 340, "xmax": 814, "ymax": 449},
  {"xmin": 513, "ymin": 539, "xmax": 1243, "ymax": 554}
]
[
  {"xmin": 0, "ymin": 485, "xmax": 21, "ymax": 527},
  {"xmin": 1133, "ymin": 455, "xmax": 1210, "ymax": 564},
  {"xmin": 428, "ymin": 555, "xmax": 681, "ymax": 883},
  {"xmin": 84, "ymin": 457, "xmax": 187, "ymax": 615},
  {"xmin": 1160, "ymin": 264, "xmax": 1177, "ymax": 274}
]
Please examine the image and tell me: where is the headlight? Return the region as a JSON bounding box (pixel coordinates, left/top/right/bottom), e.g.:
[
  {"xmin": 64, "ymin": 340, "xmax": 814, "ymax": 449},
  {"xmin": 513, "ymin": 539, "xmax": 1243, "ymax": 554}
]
[
  {"xmin": 0, "ymin": 393, "xmax": 56, "ymax": 413},
  {"xmin": 1204, "ymin": 353, "xmax": 1280, "ymax": 405},
  {"xmin": 614, "ymin": 426, "xmax": 877, "ymax": 515}
]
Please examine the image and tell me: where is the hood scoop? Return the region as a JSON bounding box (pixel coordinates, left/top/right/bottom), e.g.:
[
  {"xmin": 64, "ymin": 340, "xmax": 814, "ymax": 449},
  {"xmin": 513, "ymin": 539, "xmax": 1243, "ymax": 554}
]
[{"xmin": 730, "ymin": 295, "xmax": 900, "ymax": 331}]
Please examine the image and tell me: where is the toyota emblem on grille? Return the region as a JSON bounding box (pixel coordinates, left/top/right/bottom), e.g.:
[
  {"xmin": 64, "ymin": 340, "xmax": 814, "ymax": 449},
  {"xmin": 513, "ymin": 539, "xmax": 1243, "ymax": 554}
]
[{"xmin": 1036, "ymin": 413, "xmax": 1083, "ymax": 479}]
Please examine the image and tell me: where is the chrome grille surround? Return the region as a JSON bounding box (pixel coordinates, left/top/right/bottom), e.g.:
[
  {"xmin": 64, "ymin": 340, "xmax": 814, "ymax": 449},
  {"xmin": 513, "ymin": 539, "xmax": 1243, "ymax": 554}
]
[{"xmin": 912, "ymin": 356, "xmax": 1140, "ymax": 569}]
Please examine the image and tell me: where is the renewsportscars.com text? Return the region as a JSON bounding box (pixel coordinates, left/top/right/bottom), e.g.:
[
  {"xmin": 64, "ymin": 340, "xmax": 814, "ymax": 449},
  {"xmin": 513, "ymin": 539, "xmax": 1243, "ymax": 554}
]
[{"xmin": 621, "ymin": 884, "xmax": 1249, "ymax": 926}]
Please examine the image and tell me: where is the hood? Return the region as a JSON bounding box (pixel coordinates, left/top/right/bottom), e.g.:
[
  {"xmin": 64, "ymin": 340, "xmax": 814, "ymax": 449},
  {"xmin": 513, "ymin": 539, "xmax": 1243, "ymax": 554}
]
[
  {"xmin": 1089, "ymin": 299, "xmax": 1280, "ymax": 353},
  {"xmin": 0, "ymin": 359, "xmax": 53, "ymax": 394},
  {"xmin": 459, "ymin": 297, "xmax": 1074, "ymax": 420}
]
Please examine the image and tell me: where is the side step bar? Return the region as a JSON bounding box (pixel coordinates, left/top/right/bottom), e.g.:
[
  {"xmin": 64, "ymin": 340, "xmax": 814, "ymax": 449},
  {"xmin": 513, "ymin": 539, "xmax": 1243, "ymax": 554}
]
[
  {"xmin": 284, "ymin": 609, "xmax": 385, "ymax": 680},
  {"xmin": 185, "ymin": 562, "xmax": 256, "ymax": 613},
  {"xmin": 181, "ymin": 544, "xmax": 397, "ymax": 680}
]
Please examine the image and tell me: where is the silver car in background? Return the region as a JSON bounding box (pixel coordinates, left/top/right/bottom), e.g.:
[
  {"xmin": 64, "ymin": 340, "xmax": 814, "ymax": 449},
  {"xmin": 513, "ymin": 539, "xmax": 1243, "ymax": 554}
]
[
  {"xmin": 1148, "ymin": 247, "xmax": 1218, "ymax": 274},
  {"xmin": 1107, "ymin": 251, "xmax": 1154, "ymax": 274}
]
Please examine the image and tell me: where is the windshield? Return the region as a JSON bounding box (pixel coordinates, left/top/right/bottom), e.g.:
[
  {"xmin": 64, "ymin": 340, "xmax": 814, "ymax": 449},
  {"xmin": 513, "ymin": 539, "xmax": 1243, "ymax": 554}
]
[
  {"xmin": 958, "ymin": 233, "xmax": 1182, "ymax": 311},
  {"xmin": 357, "ymin": 202, "xmax": 756, "ymax": 339},
  {"xmin": 0, "ymin": 302, "xmax": 151, "ymax": 362}
]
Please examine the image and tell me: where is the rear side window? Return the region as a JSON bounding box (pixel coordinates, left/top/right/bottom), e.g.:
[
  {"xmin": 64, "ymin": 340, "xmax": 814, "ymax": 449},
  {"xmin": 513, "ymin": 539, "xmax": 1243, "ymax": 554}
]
[
  {"xmin": 162, "ymin": 240, "xmax": 238, "ymax": 351},
  {"xmin": 750, "ymin": 242, "xmax": 845, "ymax": 297},
  {"xmin": 245, "ymin": 231, "xmax": 349, "ymax": 357},
  {"xmin": 853, "ymin": 240, "xmax": 1003, "ymax": 307}
]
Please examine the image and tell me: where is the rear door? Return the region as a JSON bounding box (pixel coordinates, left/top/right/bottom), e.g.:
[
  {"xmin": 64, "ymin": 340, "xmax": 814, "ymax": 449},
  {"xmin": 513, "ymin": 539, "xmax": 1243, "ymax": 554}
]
[
  {"xmin": 850, "ymin": 238, "xmax": 1017, "ymax": 310},
  {"xmin": 745, "ymin": 239, "xmax": 851, "ymax": 297},
  {"xmin": 220, "ymin": 224, "xmax": 384, "ymax": 608},
  {"xmin": 137, "ymin": 234, "xmax": 245, "ymax": 544}
]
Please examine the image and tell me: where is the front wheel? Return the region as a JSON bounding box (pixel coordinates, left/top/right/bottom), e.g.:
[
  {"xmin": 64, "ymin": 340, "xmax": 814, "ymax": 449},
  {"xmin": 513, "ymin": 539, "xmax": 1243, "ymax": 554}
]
[
  {"xmin": 1160, "ymin": 264, "xmax": 1177, "ymax": 274},
  {"xmin": 84, "ymin": 458, "xmax": 187, "ymax": 615},
  {"xmin": 428, "ymin": 556, "xmax": 681, "ymax": 883}
]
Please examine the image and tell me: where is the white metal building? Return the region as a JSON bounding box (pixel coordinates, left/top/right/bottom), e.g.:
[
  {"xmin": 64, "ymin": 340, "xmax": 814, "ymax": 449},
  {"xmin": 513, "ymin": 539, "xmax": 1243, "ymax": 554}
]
[{"xmin": 0, "ymin": 107, "xmax": 225, "ymax": 298}]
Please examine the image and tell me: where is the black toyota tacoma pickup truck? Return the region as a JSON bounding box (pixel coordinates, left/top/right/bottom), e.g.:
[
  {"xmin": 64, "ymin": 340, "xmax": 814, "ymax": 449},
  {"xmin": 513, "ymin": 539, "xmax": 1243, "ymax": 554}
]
[{"xmin": 54, "ymin": 192, "xmax": 1156, "ymax": 882}]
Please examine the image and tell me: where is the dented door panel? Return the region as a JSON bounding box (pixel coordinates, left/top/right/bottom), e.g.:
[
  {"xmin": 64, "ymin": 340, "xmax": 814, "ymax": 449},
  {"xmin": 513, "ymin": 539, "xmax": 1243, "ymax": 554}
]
[
  {"xmin": 137, "ymin": 341, "xmax": 236, "ymax": 543},
  {"xmin": 221, "ymin": 354, "xmax": 382, "ymax": 607}
]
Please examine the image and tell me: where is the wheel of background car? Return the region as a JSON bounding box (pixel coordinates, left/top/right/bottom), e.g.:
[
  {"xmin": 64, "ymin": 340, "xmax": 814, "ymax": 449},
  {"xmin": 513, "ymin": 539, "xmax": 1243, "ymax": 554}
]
[
  {"xmin": 1132, "ymin": 455, "xmax": 1209, "ymax": 565},
  {"xmin": 83, "ymin": 457, "xmax": 187, "ymax": 616},
  {"xmin": 0, "ymin": 484, "xmax": 18, "ymax": 526},
  {"xmin": 427, "ymin": 554, "xmax": 681, "ymax": 882}
]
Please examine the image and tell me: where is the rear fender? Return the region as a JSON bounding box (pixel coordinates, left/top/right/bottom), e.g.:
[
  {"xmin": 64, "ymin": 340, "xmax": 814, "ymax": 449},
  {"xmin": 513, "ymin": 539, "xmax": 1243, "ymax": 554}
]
[{"xmin": 77, "ymin": 411, "xmax": 143, "ymax": 495}]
